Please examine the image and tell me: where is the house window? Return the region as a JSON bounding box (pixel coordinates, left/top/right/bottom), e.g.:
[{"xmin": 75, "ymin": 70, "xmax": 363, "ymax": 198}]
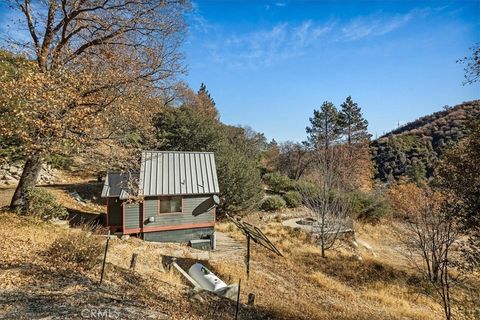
[{"xmin": 159, "ymin": 196, "xmax": 182, "ymax": 213}]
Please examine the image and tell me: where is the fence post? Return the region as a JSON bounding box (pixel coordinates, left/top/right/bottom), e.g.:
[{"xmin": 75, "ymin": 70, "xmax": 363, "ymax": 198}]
[
  {"xmin": 235, "ymin": 278, "xmax": 241, "ymax": 320},
  {"xmin": 246, "ymin": 235, "xmax": 251, "ymax": 280},
  {"xmin": 247, "ymin": 293, "xmax": 255, "ymax": 306},
  {"xmin": 130, "ymin": 253, "xmax": 138, "ymax": 272},
  {"xmin": 99, "ymin": 230, "xmax": 111, "ymax": 286}
]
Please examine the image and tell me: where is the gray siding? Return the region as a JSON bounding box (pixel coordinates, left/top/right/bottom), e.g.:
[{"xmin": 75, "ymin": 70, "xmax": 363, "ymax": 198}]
[
  {"xmin": 124, "ymin": 202, "xmax": 142, "ymax": 229},
  {"xmin": 143, "ymin": 195, "xmax": 214, "ymax": 228},
  {"xmin": 107, "ymin": 198, "xmax": 122, "ymax": 226},
  {"xmin": 143, "ymin": 227, "xmax": 214, "ymax": 243}
]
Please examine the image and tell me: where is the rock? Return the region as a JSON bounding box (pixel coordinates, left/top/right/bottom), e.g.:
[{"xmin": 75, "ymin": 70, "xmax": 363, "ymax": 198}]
[
  {"xmin": 9, "ymin": 166, "xmax": 19, "ymax": 174},
  {"xmin": 188, "ymin": 293, "xmax": 205, "ymax": 303},
  {"xmin": 353, "ymin": 254, "xmax": 363, "ymax": 261},
  {"xmin": 69, "ymin": 191, "xmax": 85, "ymax": 203},
  {"xmin": 350, "ymin": 240, "xmax": 359, "ymax": 249},
  {"xmin": 357, "ymin": 239, "xmax": 373, "ymax": 251}
]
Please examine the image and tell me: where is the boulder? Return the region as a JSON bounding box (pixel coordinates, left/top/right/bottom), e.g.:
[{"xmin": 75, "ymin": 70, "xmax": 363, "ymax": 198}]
[
  {"xmin": 9, "ymin": 166, "xmax": 20, "ymax": 174},
  {"xmin": 353, "ymin": 254, "xmax": 363, "ymax": 261}
]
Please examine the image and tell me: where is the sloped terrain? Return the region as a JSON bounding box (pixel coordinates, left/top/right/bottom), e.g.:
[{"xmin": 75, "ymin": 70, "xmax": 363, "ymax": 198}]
[
  {"xmin": 372, "ymin": 100, "xmax": 480, "ymax": 182},
  {"xmin": 0, "ymin": 211, "xmax": 276, "ymax": 320},
  {"xmin": 1, "ymin": 185, "xmax": 479, "ymax": 319}
]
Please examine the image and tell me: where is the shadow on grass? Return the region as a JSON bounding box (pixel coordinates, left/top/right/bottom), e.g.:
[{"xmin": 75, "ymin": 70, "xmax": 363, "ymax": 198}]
[
  {"xmin": 299, "ymin": 251, "xmax": 426, "ymax": 290},
  {"xmin": 67, "ymin": 208, "xmax": 105, "ymax": 228},
  {"xmin": 45, "ymin": 181, "xmax": 104, "ymax": 205}
]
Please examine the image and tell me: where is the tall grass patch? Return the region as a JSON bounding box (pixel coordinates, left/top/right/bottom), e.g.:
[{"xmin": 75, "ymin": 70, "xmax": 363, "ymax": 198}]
[{"xmin": 46, "ymin": 232, "xmax": 104, "ymax": 270}]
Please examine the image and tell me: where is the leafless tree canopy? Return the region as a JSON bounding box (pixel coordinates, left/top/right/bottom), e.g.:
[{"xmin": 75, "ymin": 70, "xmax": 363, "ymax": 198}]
[
  {"xmin": 2, "ymin": 0, "xmax": 189, "ymax": 210},
  {"xmin": 297, "ymin": 148, "xmax": 352, "ymax": 258},
  {"xmin": 401, "ymin": 191, "xmax": 462, "ymax": 320},
  {"xmin": 277, "ymin": 141, "xmax": 312, "ymax": 180},
  {"xmin": 7, "ymin": 0, "xmax": 187, "ymax": 75}
]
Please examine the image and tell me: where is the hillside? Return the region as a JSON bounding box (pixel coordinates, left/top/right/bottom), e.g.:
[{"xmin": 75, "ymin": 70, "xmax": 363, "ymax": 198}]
[
  {"xmin": 372, "ymin": 100, "xmax": 480, "ymax": 183},
  {"xmin": 0, "ymin": 208, "xmax": 448, "ymax": 320},
  {"xmin": 3, "ymin": 183, "xmax": 478, "ymax": 320}
]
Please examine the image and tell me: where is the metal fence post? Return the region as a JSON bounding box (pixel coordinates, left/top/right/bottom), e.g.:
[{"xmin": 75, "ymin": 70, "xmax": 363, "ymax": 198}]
[{"xmin": 99, "ymin": 230, "xmax": 111, "ymax": 286}]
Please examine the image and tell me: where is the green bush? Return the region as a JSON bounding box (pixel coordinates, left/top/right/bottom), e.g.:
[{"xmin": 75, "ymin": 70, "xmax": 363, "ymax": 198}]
[
  {"xmin": 263, "ymin": 172, "xmax": 293, "ymax": 193},
  {"xmin": 26, "ymin": 188, "xmax": 68, "ymax": 220},
  {"xmin": 47, "ymin": 232, "xmax": 104, "ymax": 269},
  {"xmin": 283, "ymin": 191, "xmax": 302, "ymax": 208},
  {"xmin": 47, "ymin": 153, "xmax": 73, "ymax": 170},
  {"xmin": 154, "ymin": 107, "xmax": 263, "ymax": 212},
  {"xmin": 293, "ymin": 180, "xmax": 320, "ymax": 203},
  {"xmin": 348, "ymin": 191, "xmax": 391, "ymax": 222},
  {"xmin": 260, "ymin": 195, "xmax": 286, "ymax": 211}
]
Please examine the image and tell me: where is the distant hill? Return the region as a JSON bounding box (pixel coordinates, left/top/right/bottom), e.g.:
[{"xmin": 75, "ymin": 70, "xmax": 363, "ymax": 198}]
[{"xmin": 372, "ymin": 100, "xmax": 480, "ymax": 183}]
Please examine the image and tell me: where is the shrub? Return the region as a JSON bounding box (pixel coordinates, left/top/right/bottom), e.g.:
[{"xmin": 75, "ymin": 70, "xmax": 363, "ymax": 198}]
[
  {"xmin": 283, "ymin": 191, "xmax": 302, "ymax": 208},
  {"xmin": 348, "ymin": 191, "xmax": 391, "ymax": 222},
  {"xmin": 47, "ymin": 153, "xmax": 73, "ymax": 170},
  {"xmin": 216, "ymin": 143, "xmax": 263, "ymax": 212},
  {"xmin": 26, "ymin": 188, "xmax": 68, "ymax": 220},
  {"xmin": 47, "ymin": 232, "xmax": 104, "ymax": 269},
  {"xmin": 154, "ymin": 107, "xmax": 263, "ymax": 212},
  {"xmin": 385, "ymin": 183, "xmax": 425, "ymax": 219},
  {"xmin": 263, "ymin": 172, "xmax": 293, "ymax": 193},
  {"xmin": 260, "ymin": 195, "xmax": 286, "ymax": 211},
  {"xmin": 293, "ymin": 180, "xmax": 321, "ymax": 203}
]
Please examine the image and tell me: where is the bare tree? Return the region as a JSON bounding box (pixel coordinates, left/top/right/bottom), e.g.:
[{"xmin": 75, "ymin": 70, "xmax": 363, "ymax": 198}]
[
  {"xmin": 277, "ymin": 141, "xmax": 312, "ymax": 180},
  {"xmin": 1, "ymin": 0, "xmax": 188, "ymax": 210},
  {"xmin": 402, "ymin": 191, "xmax": 461, "ymax": 320},
  {"xmin": 458, "ymin": 43, "xmax": 480, "ymax": 85},
  {"xmin": 300, "ymin": 102, "xmax": 353, "ymax": 257},
  {"xmin": 297, "ymin": 147, "xmax": 351, "ymax": 258}
]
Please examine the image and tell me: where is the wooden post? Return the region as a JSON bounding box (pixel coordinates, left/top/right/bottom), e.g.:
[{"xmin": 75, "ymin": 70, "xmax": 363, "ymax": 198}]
[
  {"xmin": 99, "ymin": 230, "xmax": 111, "ymax": 286},
  {"xmin": 246, "ymin": 235, "xmax": 251, "ymax": 280},
  {"xmin": 247, "ymin": 293, "xmax": 255, "ymax": 306},
  {"xmin": 130, "ymin": 253, "xmax": 138, "ymax": 272},
  {"xmin": 235, "ymin": 278, "xmax": 241, "ymax": 320}
]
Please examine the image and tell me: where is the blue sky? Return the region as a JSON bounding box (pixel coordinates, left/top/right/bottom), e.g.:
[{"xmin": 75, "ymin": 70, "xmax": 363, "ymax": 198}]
[
  {"xmin": 0, "ymin": 1, "xmax": 478, "ymax": 142},
  {"xmin": 183, "ymin": 0, "xmax": 480, "ymax": 141}
]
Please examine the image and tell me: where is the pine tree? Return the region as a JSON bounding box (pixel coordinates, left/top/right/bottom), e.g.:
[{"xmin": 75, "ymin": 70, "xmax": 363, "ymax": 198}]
[
  {"xmin": 197, "ymin": 83, "xmax": 219, "ymax": 119},
  {"xmin": 306, "ymin": 101, "xmax": 343, "ymax": 150},
  {"xmin": 337, "ymin": 97, "xmax": 373, "ymax": 191},
  {"xmin": 198, "ymin": 83, "xmax": 216, "ymax": 107},
  {"xmin": 338, "ymin": 96, "xmax": 371, "ymax": 145}
]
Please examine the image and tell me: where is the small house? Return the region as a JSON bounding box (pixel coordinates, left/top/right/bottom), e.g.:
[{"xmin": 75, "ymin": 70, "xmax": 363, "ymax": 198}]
[{"xmin": 101, "ymin": 151, "xmax": 219, "ymax": 245}]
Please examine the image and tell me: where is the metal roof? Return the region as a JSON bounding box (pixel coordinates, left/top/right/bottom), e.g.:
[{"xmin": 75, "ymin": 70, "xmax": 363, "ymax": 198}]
[
  {"xmin": 139, "ymin": 151, "xmax": 219, "ymax": 196},
  {"xmin": 101, "ymin": 151, "xmax": 220, "ymax": 198},
  {"xmin": 101, "ymin": 172, "xmax": 138, "ymax": 199}
]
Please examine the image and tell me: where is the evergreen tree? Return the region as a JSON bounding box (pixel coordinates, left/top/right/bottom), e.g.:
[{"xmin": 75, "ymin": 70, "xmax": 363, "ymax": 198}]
[
  {"xmin": 306, "ymin": 101, "xmax": 342, "ymax": 150},
  {"xmin": 198, "ymin": 83, "xmax": 216, "ymax": 106},
  {"xmin": 197, "ymin": 83, "xmax": 218, "ymax": 119},
  {"xmin": 154, "ymin": 107, "xmax": 262, "ymax": 212},
  {"xmin": 338, "ymin": 96, "xmax": 371, "ymax": 145}
]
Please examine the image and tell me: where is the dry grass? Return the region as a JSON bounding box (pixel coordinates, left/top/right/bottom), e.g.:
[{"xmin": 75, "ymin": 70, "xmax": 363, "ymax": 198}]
[
  {"xmin": 0, "ymin": 211, "xmax": 243, "ymax": 319},
  {"xmin": 212, "ymin": 220, "xmax": 455, "ymax": 320},
  {"xmin": 0, "ymin": 204, "xmax": 477, "ymax": 319}
]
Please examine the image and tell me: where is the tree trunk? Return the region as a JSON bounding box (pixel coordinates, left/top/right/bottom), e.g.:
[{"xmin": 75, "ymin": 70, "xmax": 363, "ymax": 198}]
[{"xmin": 10, "ymin": 154, "xmax": 43, "ymax": 212}]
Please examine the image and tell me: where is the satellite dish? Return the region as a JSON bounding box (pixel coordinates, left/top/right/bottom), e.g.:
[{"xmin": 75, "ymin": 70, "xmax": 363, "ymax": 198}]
[{"xmin": 212, "ymin": 195, "xmax": 221, "ymax": 206}]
